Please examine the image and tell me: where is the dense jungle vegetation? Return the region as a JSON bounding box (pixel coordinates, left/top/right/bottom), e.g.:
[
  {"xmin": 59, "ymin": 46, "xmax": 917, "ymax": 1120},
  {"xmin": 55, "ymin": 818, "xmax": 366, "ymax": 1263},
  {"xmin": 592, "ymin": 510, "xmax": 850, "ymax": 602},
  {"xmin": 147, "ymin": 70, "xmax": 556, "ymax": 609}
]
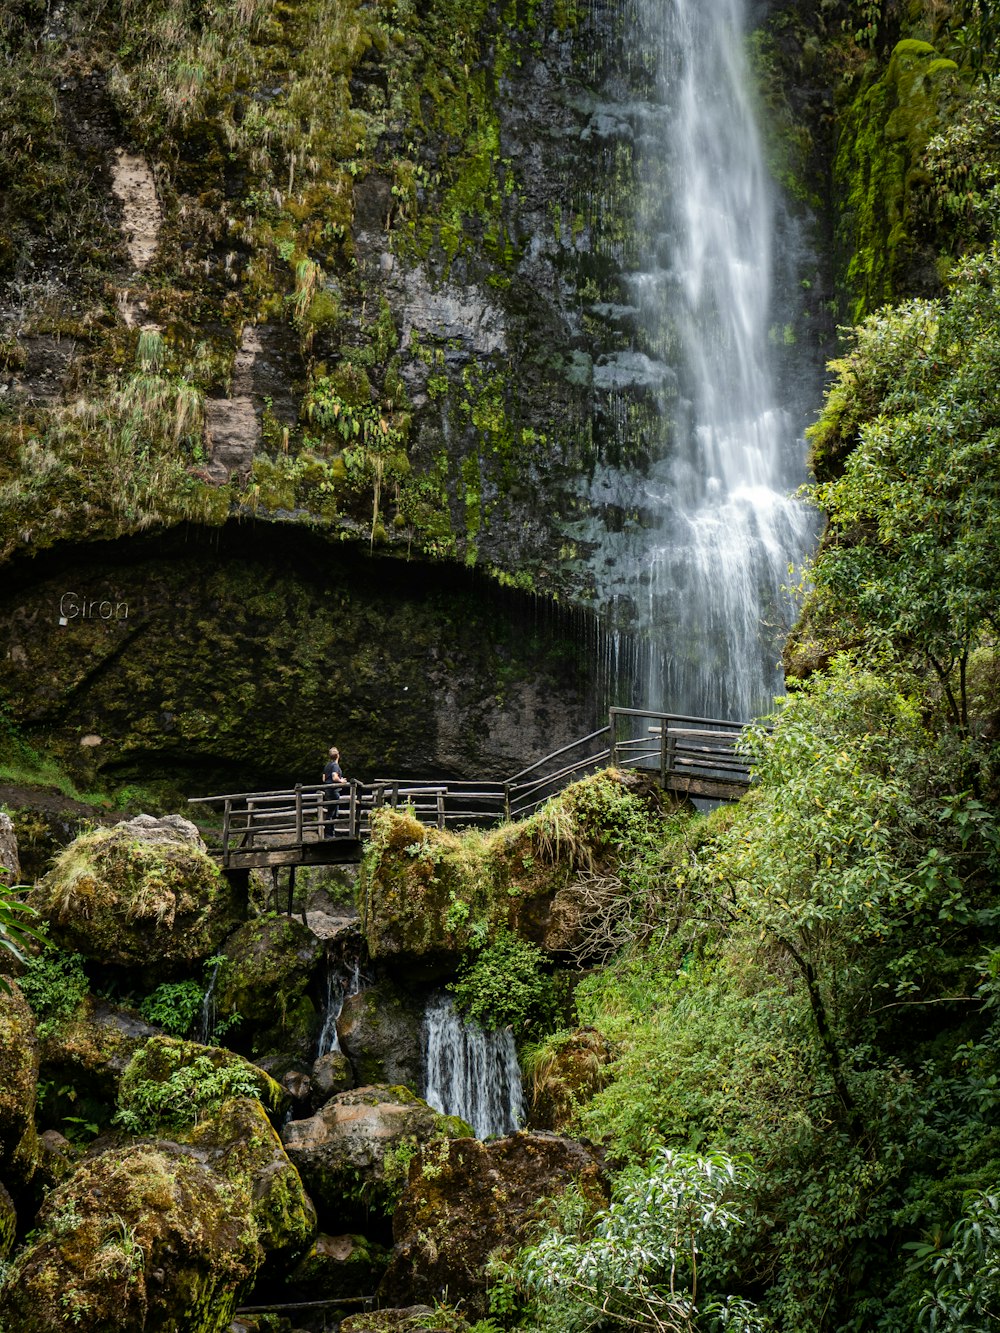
[{"xmin": 1, "ymin": 0, "xmax": 1000, "ymax": 1331}]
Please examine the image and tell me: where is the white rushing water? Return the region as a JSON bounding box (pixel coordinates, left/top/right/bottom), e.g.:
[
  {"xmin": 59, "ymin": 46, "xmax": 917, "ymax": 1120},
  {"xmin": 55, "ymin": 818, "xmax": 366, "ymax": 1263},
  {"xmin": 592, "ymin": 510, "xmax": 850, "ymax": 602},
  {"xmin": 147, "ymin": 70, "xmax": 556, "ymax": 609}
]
[
  {"xmin": 588, "ymin": 0, "xmax": 817, "ymax": 720},
  {"xmin": 422, "ymin": 993, "xmax": 526, "ymax": 1139},
  {"xmin": 316, "ymin": 940, "xmax": 363, "ymax": 1059}
]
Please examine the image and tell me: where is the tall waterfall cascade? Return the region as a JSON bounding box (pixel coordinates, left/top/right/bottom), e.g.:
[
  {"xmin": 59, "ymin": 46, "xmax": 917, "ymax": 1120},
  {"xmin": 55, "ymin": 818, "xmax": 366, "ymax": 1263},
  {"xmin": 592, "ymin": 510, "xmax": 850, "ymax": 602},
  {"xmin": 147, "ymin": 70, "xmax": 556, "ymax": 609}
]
[
  {"xmin": 586, "ymin": 0, "xmax": 818, "ymax": 719},
  {"xmin": 422, "ymin": 994, "xmax": 526, "ymax": 1139}
]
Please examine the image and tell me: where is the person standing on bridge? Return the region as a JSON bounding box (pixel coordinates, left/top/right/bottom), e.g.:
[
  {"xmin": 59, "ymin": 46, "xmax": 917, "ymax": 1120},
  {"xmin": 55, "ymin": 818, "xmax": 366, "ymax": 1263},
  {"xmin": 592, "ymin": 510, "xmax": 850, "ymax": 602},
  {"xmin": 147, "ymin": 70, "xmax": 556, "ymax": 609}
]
[{"xmin": 322, "ymin": 746, "xmax": 348, "ymax": 839}]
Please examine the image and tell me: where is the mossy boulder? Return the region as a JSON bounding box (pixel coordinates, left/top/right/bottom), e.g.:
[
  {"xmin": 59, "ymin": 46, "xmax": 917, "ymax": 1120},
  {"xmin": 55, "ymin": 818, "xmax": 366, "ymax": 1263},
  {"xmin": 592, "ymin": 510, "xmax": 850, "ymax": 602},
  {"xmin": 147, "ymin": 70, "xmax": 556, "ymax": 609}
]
[
  {"xmin": 186, "ymin": 1098, "xmax": 317, "ymax": 1279},
  {"xmin": 0, "ymin": 1097, "xmax": 314, "ymax": 1332},
  {"xmin": 284, "ymin": 1232, "xmax": 390, "ymax": 1302},
  {"xmin": 337, "ymin": 979, "xmax": 424, "ymax": 1091},
  {"xmin": 38, "ymin": 998, "xmax": 161, "ymax": 1129},
  {"xmin": 361, "ymin": 771, "xmax": 668, "ymax": 964},
  {"xmin": 360, "ymin": 812, "xmax": 477, "ymax": 968},
  {"xmin": 116, "ymin": 1036, "xmax": 284, "ymax": 1135},
  {"xmin": 214, "ymin": 914, "xmax": 324, "ymax": 1061},
  {"xmin": 0, "ymin": 1179, "xmax": 15, "ymax": 1260},
  {"xmin": 526, "ymin": 1028, "xmax": 615, "ymax": 1131},
  {"xmin": 280, "ymin": 1085, "xmax": 470, "ymax": 1224},
  {"xmin": 380, "ymin": 1132, "xmax": 607, "ymax": 1317},
  {"xmin": 0, "ymin": 980, "xmax": 39, "ymax": 1191},
  {"xmin": 29, "ymin": 816, "xmax": 241, "ymax": 982}
]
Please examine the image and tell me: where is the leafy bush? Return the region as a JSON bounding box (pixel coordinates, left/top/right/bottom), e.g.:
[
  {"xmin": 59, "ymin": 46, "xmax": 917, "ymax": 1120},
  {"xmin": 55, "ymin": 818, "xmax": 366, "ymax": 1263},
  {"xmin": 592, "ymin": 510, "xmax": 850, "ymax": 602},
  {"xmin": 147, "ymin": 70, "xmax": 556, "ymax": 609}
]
[
  {"xmin": 507, "ymin": 1148, "xmax": 763, "ymax": 1333},
  {"xmin": 15, "ymin": 945, "xmax": 89, "ymax": 1032},
  {"xmin": 451, "ymin": 929, "xmax": 556, "ymax": 1036},
  {"xmin": 114, "ymin": 1041, "xmax": 268, "ymax": 1133},
  {"xmin": 138, "ymin": 979, "xmax": 205, "ymax": 1037}
]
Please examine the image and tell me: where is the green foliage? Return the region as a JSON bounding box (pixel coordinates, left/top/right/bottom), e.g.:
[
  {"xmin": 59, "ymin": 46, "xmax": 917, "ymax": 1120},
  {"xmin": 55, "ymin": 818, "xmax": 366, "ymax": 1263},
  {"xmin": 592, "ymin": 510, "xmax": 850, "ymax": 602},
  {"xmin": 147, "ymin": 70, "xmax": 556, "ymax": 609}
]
[
  {"xmin": 451, "ymin": 929, "xmax": 556, "ymax": 1037},
  {"xmin": 114, "ymin": 1044, "xmax": 265, "ymax": 1133},
  {"xmin": 804, "ymin": 248, "xmax": 1000, "ymax": 726},
  {"xmin": 507, "ymin": 1148, "xmax": 763, "ymax": 1333},
  {"xmin": 910, "ymin": 1189, "xmax": 1000, "ymax": 1331},
  {"xmin": 137, "ymin": 979, "xmax": 204, "ymax": 1037},
  {"xmin": 0, "ymin": 879, "xmax": 46, "ymax": 993},
  {"xmin": 15, "ymin": 943, "xmax": 88, "ymax": 1032}
]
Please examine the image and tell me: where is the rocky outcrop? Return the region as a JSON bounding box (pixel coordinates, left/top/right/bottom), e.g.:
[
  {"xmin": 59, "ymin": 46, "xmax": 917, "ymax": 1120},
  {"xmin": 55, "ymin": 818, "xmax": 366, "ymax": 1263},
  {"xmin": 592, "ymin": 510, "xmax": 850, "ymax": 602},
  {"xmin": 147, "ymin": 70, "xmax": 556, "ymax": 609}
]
[
  {"xmin": 281, "ymin": 1085, "xmax": 470, "ymax": 1223},
  {"xmin": 380, "ymin": 1131, "xmax": 607, "ymax": 1317},
  {"xmin": 283, "ymin": 1232, "xmax": 390, "ymax": 1304},
  {"xmin": 337, "ymin": 979, "xmax": 424, "ymax": 1090},
  {"xmin": 29, "ymin": 816, "xmax": 242, "ymax": 982},
  {"xmin": 361, "ymin": 770, "xmax": 667, "ymax": 964},
  {"xmin": 215, "ymin": 914, "xmax": 324, "ymax": 1062},
  {"xmin": 340, "ymin": 1310, "xmax": 464, "ymax": 1333},
  {"xmin": 0, "ymin": 980, "xmax": 39, "ymax": 1192},
  {"xmin": 0, "ymin": 1098, "xmax": 315, "ymax": 1332}
]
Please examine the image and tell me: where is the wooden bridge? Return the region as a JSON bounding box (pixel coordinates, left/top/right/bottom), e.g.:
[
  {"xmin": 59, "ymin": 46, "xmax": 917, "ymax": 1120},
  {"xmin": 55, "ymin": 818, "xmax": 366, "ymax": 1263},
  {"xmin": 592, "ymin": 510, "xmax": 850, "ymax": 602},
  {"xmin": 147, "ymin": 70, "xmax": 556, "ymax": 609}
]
[{"xmin": 189, "ymin": 707, "xmax": 753, "ymax": 875}]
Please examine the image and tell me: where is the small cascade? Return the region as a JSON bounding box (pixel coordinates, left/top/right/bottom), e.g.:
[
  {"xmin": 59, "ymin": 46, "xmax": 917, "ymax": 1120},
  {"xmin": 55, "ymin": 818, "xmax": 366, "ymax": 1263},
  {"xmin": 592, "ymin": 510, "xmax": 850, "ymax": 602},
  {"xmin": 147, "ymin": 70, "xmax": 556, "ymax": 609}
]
[
  {"xmin": 422, "ymin": 993, "xmax": 526, "ymax": 1139},
  {"xmin": 197, "ymin": 957, "xmax": 221, "ymax": 1045},
  {"xmin": 316, "ymin": 935, "xmax": 363, "ymax": 1060}
]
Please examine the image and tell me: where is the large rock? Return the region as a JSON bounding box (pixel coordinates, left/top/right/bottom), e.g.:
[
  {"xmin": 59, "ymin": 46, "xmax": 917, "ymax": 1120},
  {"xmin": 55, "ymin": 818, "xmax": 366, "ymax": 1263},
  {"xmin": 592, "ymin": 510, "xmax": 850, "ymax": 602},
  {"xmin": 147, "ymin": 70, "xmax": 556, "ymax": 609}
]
[
  {"xmin": 38, "ymin": 998, "xmax": 161, "ymax": 1126},
  {"xmin": 337, "ymin": 978, "xmax": 424, "ymax": 1091},
  {"xmin": 0, "ymin": 812, "xmax": 19, "ymax": 886},
  {"xmin": 361, "ymin": 771, "xmax": 668, "ymax": 965},
  {"xmin": 0, "ymin": 980, "xmax": 39, "ymax": 1191},
  {"xmin": 215, "ymin": 914, "xmax": 324, "ymax": 1061},
  {"xmin": 0, "ymin": 1098, "xmax": 314, "ymax": 1332},
  {"xmin": 115, "ymin": 1036, "xmax": 284, "ymax": 1134},
  {"xmin": 281, "ymin": 1085, "xmax": 470, "ymax": 1223},
  {"xmin": 380, "ymin": 1132, "xmax": 607, "ymax": 1316},
  {"xmin": 283, "ymin": 1232, "xmax": 390, "ymax": 1303},
  {"xmin": 29, "ymin": 816, "xmax": 242, "ymax": 981}
]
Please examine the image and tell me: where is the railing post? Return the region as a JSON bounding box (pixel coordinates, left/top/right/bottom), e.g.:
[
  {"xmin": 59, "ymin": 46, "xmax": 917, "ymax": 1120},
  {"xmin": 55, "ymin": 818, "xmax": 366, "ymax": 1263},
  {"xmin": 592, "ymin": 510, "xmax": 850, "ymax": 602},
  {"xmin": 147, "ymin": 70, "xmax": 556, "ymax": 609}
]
[
  {"xmin": 665, "ymin": 717, "xmax": 677, "ymax": 783},
  {"xmin": 504, "ymin": 780, "xmax": 512, "ymax": 821},
  {"xmin": 222, "ymin": 799, "xmax": 231, "ymax": 867},
  {"xmin": 294, "ymin": 784, "xmax": 303, "ymax": 846},
  {"xmin": 660, "ymin": 719, "xmax": 668, "ymax": 786},
  {"xmin": 437, "ymin": 789, "xmax": 445, "ymax": 830},
  {"xmin": 609, "ymin": 708, "xmax": 619, "ymax": 768},
  {"xmin": 348, "ymin": 781, "xmax": 357, "ymax": 839},
  {"xmin": 246, "ymin": 799, "xmax": 256, "ymax": 849}
]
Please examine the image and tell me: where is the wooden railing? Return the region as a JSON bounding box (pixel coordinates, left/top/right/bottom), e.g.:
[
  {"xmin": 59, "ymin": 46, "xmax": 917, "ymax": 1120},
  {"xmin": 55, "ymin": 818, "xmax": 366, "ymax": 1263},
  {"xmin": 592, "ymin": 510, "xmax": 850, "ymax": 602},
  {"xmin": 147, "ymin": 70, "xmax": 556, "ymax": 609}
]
[{"xmin": 190, "ymin": 709, "xmax": 754, "ymax": 868}]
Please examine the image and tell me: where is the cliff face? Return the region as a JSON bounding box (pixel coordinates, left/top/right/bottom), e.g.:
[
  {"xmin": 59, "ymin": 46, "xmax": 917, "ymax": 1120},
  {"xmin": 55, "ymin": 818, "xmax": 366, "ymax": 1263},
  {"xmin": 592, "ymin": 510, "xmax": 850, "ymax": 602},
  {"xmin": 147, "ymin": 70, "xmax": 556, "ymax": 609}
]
[
  {"xmin": 0, "ymin": 0, "xmax": 653, "ymax": 590},
  {"xmin": 1, "ymin": 0, "xmax": 983, "ymax": 790}
]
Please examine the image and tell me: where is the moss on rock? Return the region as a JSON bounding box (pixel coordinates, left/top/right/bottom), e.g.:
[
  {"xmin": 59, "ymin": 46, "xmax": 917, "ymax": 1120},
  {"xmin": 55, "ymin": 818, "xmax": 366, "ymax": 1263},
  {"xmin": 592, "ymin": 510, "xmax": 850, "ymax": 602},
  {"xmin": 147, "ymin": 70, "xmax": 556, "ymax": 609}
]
[
  {"xmin": 0, "ymin": 979, "xmax": 39, "ymax": 1192},
  {"xmin": 116, "ymin": 1036, "xmax": 284, "ymax": 1135},
  {"xmin": 0, "ymin": 1179, "xmax": 15, "ymax": 1260},
  {"xmin": 29, "ymin": 816, "xmax": 242, "ymax": 982},
  {"xmin": 0, "ymin": 1097, "xmax": 312, "ymax": 1332},
  {"xmin": 214, "ymin": 914, "xmax": 323, "ymax": 1062},
  {"xmin": 361, "ymin": 770, "xmax": 668, "ymax": 964}
]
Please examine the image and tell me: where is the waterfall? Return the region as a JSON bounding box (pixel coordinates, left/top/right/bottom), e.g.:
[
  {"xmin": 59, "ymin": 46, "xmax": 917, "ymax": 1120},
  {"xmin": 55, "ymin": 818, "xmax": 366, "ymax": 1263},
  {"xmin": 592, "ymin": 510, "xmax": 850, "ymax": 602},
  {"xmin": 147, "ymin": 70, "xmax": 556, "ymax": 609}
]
[
  {"xmin": 587, "ymin": 0, "xmax": 818, "ymax": 720},
  {"xmin": 197, "ymin": 957, "xmax": 221, "ymax": 1045},
  {"xmin": 422, "ymin": 993, "xmax": 526, "ymax": 1139},
  {"xmin": 316, "ymin": 938, "xmax": 363, "ymax": 1060}
]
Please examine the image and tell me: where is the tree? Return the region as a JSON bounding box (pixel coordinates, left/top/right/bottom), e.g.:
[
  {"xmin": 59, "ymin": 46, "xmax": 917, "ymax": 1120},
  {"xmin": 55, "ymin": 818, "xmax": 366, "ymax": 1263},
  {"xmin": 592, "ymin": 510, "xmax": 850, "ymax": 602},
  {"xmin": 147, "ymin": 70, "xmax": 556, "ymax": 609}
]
[
  {"xmin": 803, "ymin": 248, "xmax": 1000, "ymax": 729},
  {"xmin": 509, "ymin": 1150, "xmax": 762, "ymax": 1332}
]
